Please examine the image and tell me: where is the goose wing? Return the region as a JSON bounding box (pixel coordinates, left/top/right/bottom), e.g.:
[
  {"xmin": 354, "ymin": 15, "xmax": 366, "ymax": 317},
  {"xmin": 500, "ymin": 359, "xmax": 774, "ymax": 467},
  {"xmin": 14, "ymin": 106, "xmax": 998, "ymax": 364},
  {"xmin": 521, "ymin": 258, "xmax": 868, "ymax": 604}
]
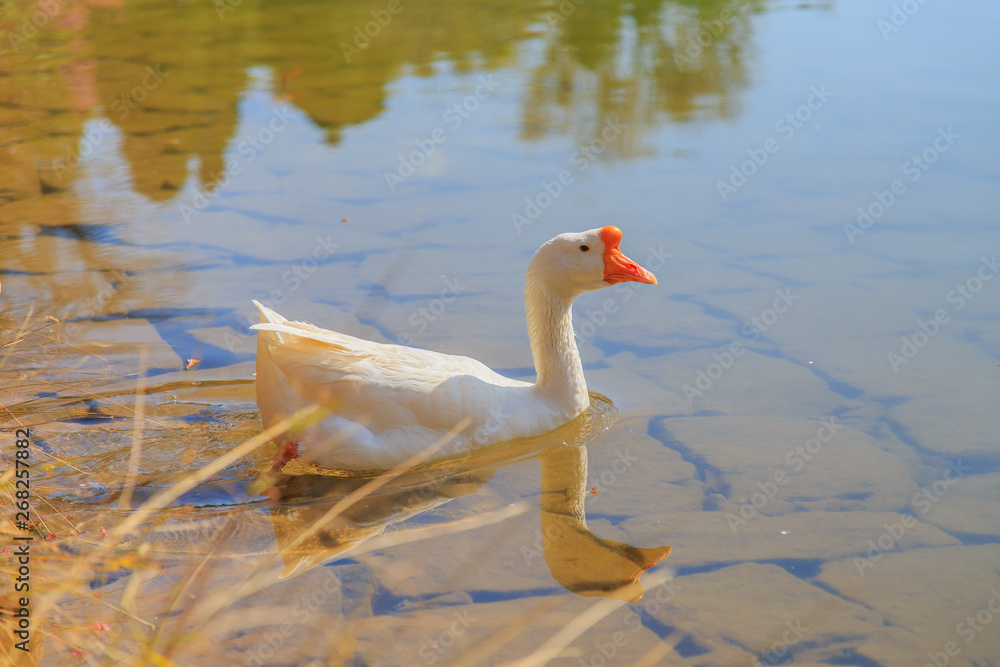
[{"xmin": 252, "ymin": 302, "xmax": 528, "ymax": 433}]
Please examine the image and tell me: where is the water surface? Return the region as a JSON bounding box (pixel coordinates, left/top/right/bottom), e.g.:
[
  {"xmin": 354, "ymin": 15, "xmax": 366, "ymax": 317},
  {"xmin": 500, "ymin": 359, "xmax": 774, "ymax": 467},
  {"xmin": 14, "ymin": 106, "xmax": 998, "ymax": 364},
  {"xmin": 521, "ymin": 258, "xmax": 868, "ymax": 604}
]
[{"xmin": 1, "ymin": 0, "xmax": 999, "ymax": 664}]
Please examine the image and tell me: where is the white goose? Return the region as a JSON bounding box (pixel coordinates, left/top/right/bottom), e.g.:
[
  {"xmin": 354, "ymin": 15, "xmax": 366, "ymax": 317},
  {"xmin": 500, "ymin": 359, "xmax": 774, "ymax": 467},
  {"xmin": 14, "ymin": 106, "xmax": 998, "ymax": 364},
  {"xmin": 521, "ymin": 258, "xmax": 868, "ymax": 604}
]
[{"xmin": 253, "ymin": 226, "xmax": 656, "ymax": 471}]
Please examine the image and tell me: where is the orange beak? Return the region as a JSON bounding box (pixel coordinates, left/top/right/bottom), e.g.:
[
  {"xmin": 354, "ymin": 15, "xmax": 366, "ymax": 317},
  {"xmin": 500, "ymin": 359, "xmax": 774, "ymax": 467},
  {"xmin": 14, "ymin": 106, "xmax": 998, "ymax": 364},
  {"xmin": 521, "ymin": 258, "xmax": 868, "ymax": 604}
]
[{"xmin": 600, "ymin": 226, "xmax": 657, "ymax": 285}]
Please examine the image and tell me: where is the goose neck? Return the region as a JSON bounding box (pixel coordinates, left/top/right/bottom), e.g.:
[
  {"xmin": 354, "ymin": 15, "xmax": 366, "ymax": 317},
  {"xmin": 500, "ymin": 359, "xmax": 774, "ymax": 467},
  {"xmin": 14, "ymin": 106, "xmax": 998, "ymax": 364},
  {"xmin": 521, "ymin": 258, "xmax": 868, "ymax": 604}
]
[{"xmin": 524, "ymin": 273, "xmax": 588, "ymax": 407}]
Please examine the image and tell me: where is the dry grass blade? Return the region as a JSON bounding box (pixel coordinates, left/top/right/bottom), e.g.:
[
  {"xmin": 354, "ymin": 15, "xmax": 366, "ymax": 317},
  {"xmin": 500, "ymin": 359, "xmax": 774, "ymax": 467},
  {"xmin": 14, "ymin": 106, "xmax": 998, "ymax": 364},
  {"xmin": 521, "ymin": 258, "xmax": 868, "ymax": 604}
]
[
  {"xmin": 630, "ymin": 639, "xmax": 680, "ymax": 666},
  {"xmin": 498, "ymin": 568, "xmax": 677, "ymax": 667},
  {"xmin": 118, "ymin": 346, "xmax": 147, "ymax": 511},
  {"xmin": 354, "ymin": 501, "xmax": 528, "ymax": 554},
  {"xmin": 14, "ymin": 405, "xmax": 325, "ymax": 663},
  {"xmin": 30, "ymin": 448, "xmax": 91, "ymax": 476},
  {"xmin": 0, "ymin": 305, "xmax": 36, "ymax": 377},
  {"xmin": 10, "ymin": 375, "xmax": 187, "ymax": 440},
  {"xmin": 146, "ymin": 535, "xmax": 226, "ymax": 660},
  {"xmin": 108, "ymin": 403, "xmax": 323, "ymax": 542},
  {"xmin": 278, "ymin": 417, "xmax": 472, "ymax": 557},
  {"xmin": 29, "ymin": 492, "xmax": 79, "ymax": 537},
  {"xmin": 457, "ymin": 597, "xmax": 564, "ymax": 667},
  {"xmin": 0, "ymin": 317, "xmax": 109, "ymax": 364},
  {"xmin": 159, "ymin": 418, "xmax": 479, "ymax": 641},
  {"xmin": 0, "ymin": 352, "xmax": 114, "ymax": 375}
]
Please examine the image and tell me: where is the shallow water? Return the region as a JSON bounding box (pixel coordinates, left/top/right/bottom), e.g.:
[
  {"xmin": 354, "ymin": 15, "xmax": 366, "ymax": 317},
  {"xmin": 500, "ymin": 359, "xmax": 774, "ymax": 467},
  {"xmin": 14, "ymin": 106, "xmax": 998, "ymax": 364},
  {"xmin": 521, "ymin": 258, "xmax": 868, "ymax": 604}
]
[{"xmin": 2, "ymin": 0, "xmax": 999, "ymax": 664}]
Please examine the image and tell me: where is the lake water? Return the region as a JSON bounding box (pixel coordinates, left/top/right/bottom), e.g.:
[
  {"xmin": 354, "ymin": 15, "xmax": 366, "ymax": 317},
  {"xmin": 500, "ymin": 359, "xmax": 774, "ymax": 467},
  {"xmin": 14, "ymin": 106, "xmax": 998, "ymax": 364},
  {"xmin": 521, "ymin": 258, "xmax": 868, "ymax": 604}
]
[{"xmin": 2, "ymin": 0, "xmax": 999, "ymax": 664}]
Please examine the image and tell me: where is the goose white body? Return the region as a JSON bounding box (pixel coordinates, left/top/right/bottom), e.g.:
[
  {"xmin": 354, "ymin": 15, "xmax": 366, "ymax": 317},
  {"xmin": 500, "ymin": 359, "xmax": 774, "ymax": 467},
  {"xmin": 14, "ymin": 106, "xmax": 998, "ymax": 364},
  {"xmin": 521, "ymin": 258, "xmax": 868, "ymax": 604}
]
[{"xmin": 253, "ymin": 226, "xmax": 656, "ymax": 471}]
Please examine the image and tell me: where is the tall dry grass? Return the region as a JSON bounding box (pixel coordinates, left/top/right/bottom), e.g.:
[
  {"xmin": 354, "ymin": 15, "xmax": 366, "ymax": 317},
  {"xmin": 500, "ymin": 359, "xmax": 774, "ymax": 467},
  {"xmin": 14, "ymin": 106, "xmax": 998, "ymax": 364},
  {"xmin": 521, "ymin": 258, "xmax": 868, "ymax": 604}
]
[{"xmin": 0, "ymin": 309, "xmax": 675, "ymax": 666}]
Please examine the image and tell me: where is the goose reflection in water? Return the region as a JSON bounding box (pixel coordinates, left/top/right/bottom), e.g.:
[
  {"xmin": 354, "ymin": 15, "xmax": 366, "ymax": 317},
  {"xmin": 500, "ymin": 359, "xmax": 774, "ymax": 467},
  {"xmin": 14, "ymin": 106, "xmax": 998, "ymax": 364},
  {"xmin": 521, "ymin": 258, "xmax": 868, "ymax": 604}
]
[
  {"xmin": 537, "ymin": 445, "xmax": 670, "ymax": 601},
  {"xmin": 261, "ymin": 393, "xmax": 670, "ymax": 600}
]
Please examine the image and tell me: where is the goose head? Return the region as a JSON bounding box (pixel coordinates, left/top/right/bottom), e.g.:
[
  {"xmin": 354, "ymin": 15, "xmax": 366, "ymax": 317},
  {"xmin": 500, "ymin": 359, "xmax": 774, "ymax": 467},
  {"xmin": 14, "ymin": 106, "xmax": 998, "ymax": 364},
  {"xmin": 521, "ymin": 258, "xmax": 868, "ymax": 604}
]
[{"xmin": 528, "ymin": 226, "xmax": 657, "ymax": 299}]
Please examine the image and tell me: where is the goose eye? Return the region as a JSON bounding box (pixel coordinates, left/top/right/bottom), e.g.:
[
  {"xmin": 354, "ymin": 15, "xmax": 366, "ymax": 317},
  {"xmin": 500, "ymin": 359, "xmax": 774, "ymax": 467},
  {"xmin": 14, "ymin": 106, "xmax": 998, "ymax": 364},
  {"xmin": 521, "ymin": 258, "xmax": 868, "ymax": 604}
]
[{"xmin": 579, "ymin": 244, "xmax": 590, "ymax": 252}]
